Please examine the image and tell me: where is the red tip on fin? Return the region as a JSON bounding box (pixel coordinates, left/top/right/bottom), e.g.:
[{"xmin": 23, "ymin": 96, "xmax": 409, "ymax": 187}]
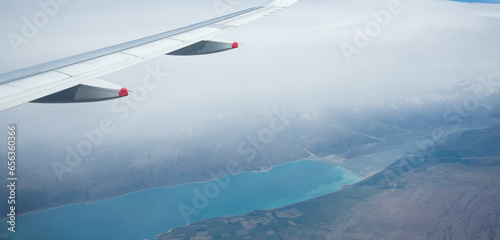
[
  {"xmin": 232, "ymin": 42, "xmax": 239, "ymax": 48},
  {"xmin": 119, "ymin": 88, "xmax": 128, "ymax": 97}
]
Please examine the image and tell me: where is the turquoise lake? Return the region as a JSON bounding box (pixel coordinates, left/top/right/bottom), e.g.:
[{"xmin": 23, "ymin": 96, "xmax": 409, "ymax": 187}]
[
  {"xmin": 450, "ymin": 0, "xmax": 500, "ymax": 2},
  {"xmin": 1, "ymin": 160, "xmax": 361, "ymax": 240}
]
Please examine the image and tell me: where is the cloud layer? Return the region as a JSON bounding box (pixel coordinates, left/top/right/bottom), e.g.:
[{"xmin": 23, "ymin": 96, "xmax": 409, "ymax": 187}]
[{"xmin": 0, "ymin": 0, "xmax": 500, "ymax": 188}]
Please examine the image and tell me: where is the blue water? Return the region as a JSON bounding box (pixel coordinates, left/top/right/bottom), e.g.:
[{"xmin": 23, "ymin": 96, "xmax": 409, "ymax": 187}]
[
  {"xmin": 1, "ymin": 160, "xmax": 361, "ymax": 240},
  {"xmin": 450, "ymin": 0, "xmax": 500, "ymax": 3}
]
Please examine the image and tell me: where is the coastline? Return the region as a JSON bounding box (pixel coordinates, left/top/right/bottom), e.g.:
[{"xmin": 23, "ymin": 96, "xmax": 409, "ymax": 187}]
[
  {"xmin": 1, "ymin": 157, "xmax": 365, "ymax": 240},
  {"xmin": 1, "ymin": 157, "xmax": 362, "ymax": 225},
  {"xmin": 1, "ymin": 156, "xmax": 313, "ymax": 221},
  {"xmin": 157, "ymin": 161, "xmax": 365, "ymax": 238}
]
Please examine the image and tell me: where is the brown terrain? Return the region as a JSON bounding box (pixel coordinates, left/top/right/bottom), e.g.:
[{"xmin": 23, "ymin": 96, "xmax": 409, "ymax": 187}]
[{"xmin": 157, "ymin": 125, "xmax": 500, "ymax": 240}]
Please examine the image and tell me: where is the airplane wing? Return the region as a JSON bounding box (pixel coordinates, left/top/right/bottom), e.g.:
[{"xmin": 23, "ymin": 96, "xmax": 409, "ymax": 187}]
[{"xmin": 0, "ymin": 0, "xmax": 297, "ymax": 111}]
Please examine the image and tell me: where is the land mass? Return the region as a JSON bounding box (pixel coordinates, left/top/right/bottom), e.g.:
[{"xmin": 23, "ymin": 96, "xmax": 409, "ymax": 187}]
[{"xmin": 157, "ymin": 124, "xmax": 500, "ymax": 240}]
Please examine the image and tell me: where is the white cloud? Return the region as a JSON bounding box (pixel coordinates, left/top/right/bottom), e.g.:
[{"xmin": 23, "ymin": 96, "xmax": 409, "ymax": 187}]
[{"xmin": 0, "ymin": 0, "xmax": 499, "ymax": 145}]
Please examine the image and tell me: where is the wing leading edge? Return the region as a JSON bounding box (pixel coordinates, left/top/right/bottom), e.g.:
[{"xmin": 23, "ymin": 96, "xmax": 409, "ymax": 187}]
[{"xmin": 0, "ymin": 0, "xmax": 297, "ymax": 111}]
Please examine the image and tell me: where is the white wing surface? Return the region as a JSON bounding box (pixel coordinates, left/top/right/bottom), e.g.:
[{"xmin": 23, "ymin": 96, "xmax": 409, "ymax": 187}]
[{"xmin": 0, "ymin": 0, "xmax": 297, "ymax": 111}]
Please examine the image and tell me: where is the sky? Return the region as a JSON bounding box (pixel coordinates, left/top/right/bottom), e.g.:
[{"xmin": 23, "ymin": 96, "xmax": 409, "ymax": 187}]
[{"xmin": 1, "ymin": 0, "xmax": 500, "ymax": 189}]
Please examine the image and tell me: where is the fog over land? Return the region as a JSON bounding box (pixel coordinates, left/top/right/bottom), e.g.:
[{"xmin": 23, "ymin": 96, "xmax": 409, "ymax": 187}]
[{"xmin": 1, "ymin": 0, "xmax": 500, "ymax": 218}]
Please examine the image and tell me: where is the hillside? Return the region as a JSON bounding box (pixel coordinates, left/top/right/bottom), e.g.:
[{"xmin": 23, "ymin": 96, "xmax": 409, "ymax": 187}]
[{"xmin": 158, "ymin": 124, "xmax": 500, "ymax": 240}]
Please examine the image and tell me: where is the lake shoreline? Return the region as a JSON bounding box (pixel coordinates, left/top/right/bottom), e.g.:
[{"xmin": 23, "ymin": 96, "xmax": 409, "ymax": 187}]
[
  {"xmin": 1, "ymin": 157, "xmax": 351, "ymax": 222},
  {"xmin": 1, "ymin": 159, "xmax": 363, "ymax": 240}
]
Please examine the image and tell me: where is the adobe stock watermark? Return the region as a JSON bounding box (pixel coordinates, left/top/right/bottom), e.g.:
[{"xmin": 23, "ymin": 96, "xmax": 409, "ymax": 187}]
[
  {"xmin": 51, "ymin": 65, "xmax": 170, "ymax": 182},
  {"xmin": 213, "ymin": 0, "xmax": 243, "ymax": 17},
  {"xmin": 382, "ymin": 73, "xmax": 500, "ymax": 189},
  {"xmin": 340, "ymin": 0, "xmax": 404, "ymax": 63},
  {"xmin": 7, "ymin": 0, "xmax": 70, "ymax": 53},
  {"xmin": 177, "ymin": 106, "xmax": 299, "ymax": 224}
]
